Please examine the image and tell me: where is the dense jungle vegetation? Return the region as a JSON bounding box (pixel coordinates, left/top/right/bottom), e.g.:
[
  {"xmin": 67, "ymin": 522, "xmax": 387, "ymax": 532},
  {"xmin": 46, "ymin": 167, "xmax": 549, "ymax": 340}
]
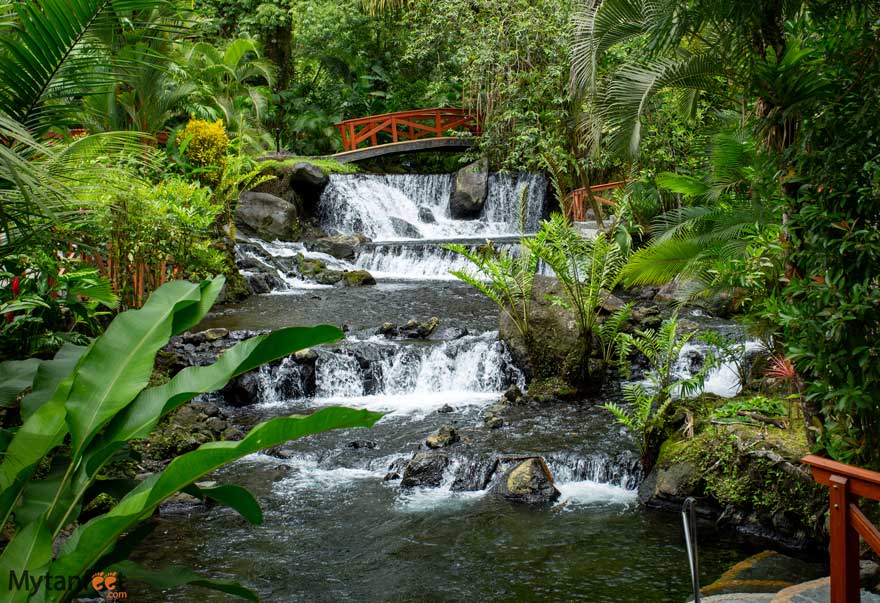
[{"xmin": 0, "ymin": 0, "xmax": 878, "ymax": 599}]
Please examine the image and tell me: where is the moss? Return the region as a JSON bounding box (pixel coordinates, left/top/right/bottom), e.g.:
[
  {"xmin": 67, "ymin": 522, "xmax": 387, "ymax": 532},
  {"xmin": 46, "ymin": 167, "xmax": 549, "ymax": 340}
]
[
  {"xmin": 264, "ymin": 157, "xmax": 358, "ymax": 175},
  {"xmin": 527, "ymin": 376, "xmax": 578, "ymax": 400}
]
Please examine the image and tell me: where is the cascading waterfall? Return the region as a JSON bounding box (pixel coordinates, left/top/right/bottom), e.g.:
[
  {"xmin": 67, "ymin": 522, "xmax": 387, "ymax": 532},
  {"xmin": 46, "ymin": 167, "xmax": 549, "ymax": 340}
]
[{"xmin": 318, "ymin": 172, "xmax": 548, "ymax": 241}]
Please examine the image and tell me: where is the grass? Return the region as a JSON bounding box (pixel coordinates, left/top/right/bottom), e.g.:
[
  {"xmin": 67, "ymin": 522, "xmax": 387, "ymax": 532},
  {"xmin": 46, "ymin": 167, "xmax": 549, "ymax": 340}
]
[{"xmin": 265, "ymin": 157, "xmax": 359, "ymax": 175}]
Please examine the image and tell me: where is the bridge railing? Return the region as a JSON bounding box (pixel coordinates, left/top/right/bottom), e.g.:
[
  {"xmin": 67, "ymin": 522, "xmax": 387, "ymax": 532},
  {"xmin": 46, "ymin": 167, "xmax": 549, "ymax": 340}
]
[
  {"xmin": 802, "ymin": 454, "xmax": 880, "ymax": 602},
  {"xmin": 565, "ymin": 181, "xmax": 625, "ymax": 221},
  {"xmin": 335, "ymin": 108, "xmax": 481, "ymax": 152}
]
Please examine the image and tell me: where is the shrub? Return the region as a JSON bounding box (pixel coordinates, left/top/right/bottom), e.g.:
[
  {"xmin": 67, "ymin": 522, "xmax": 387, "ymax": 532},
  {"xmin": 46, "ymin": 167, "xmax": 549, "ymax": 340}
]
[
  {"xmin": 0, "ymin": 277, "xmax": 380, "ymax": 601},
  {"xmin": 180, "ymin": 117, "xmax": 229, "ymax": 182}
]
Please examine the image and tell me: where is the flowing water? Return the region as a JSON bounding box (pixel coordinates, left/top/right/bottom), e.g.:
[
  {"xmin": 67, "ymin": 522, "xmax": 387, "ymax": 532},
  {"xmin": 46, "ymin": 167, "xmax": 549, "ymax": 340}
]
[{"xmin": 137, "ymin": 174, "xmax": 792, "ymax": 602}]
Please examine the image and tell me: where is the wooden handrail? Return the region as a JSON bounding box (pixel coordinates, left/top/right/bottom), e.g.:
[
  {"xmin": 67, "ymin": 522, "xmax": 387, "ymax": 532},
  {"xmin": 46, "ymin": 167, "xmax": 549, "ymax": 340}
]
[
  {"xmin": 802, "ymin": 454, "xmax": 880, "ymax": 602},
  {"xmin": 334, "ymin": 108, "xmax": 481, "ymax": 152},
  {"xmin": 565, "ymin": 181, "xmax": 626, "ymax": 222}
]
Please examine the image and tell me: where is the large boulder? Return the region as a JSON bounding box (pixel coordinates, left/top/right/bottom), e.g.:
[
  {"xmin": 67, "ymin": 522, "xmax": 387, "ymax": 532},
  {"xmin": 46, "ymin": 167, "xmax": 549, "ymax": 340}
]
[
  {"xmin": 390, "ymin": 217, "xmax": 422, "ymax": 239},
  {"xmin": 236, "ymin": 192, "xmax": 299, "ymax": 240},
  {"xmin": 252, "ymin": 161, "xmax": 330, "ymax": 216},
  {"xmin": 304, "ymin": 234, "xmax": 370, "ymax": 260},
  {"xmin": 499, "ymin": 276, "xmax": 580, "ymax": 379},
  {"xmin": 449, "ymin": 158, "xmax": 489, "ymax": 219},
  {"xmin": 492, "ymin": 457, "xmax": 560, "ymax": 504},
  {"xmin": 400, "ymin": 453, "xmax": 450, "ymax": 488},
  {"xmin": 426, "ymin": 425, "xmax": 459, "ymax": 449},
  {"xmin": 418, "ymin": 207, "xmax": 436, "ymax": 224}
]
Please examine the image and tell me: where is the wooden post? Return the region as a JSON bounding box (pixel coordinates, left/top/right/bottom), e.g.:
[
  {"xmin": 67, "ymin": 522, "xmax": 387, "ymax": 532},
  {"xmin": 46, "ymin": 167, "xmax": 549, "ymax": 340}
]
[
  {"xmin": 392, "ymin": 115, "xmax": 398, "ymax": 143},
  {"xmin": 829, "ymin": 475, "xmax": 861, "ymax": 602}
]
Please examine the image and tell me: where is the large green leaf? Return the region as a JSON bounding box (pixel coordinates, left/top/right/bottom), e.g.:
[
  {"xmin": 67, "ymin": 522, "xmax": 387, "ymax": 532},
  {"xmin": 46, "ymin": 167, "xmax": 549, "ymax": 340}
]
[
  {"xmin": 0, "ymin": 279, "xmax": 221, "ymax": 533},
  {"xmin": 20, "ymin": 343, "xmax": 87, "ymax": 419},
  {"xmin": 0, "ymin": 358, "xmax": 41, "ymax": 407},
  {"xmin": 65, "ymin": 278, "xmax": 222, "ymax": 456},
  {"xmin": 181, "ymin": 484, "xmax": 263, "ymax": 525},
  {"xmin": 0, "ymin": 519, "xmax": 52, "ymax": 603},
  {"xmin": 110, "ymin": 560, "xmax": 259, "ymax": 601},
  {"xmin": 49, "ymin": 407, "xmax": 382, "ymax": 600}
]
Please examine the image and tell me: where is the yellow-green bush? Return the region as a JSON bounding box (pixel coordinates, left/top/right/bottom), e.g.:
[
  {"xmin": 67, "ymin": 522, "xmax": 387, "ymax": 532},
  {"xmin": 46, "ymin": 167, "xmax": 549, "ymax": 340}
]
[{"xmin": 181, "ymin": 117, "xmax": 229, "ymax": 172}]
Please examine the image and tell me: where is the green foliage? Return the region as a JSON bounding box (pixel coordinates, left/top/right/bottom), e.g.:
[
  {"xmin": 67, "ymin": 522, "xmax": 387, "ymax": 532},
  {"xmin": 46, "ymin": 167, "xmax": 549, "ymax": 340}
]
[
  {"xmin": 711, "ymin": 396, "xmax": 787, "ymax": 423},
  {"xmin": 597, "ymin": 302, "xmax": 635, "ymax": 365},
  {"xmin": 445, "ymin": 241, "xmax": 539, "ymax": 342},
  {"xmin": 0, "ymin": 255, "xmax": 117, "ymax": 360},
  {"xmin": 606, "ymin": 313, "xmax": 717, "ymax": 468},
  {"xmin": 180, "ymin": 117, "xmax": 230, "ymax": 181},
  {"xmin": 526, "ymin": 215, "xmax": 625, "ymax": 361},
  {"xmin": 0, "ymin": 277, "xmax": 381, "ymax": 602}
]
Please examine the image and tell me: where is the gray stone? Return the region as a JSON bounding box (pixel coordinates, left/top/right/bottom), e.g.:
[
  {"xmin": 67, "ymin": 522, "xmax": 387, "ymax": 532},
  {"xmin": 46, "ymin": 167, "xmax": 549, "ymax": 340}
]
[
  {"xmin": 449, "ymin": 158, "xmax": 489, "ymax": 219},
  {"xmin": 492, "ymin": 457, "xmax": 560, "ymax": 504},
  {"xmin": 418, "ymin": 207, "xmax": 436, "ymax": 223},
  {"xmin": 294, "ymin": 348, "xmax": 318, "ymax": 362},
  {"xmin": 390, "ymin": 217, "xmax": 422, "ymax": 239},
  {"xmin": 426, "ymin": 425, "xmax": 459, "ymax": 449},
  {"xmin": 287, "ymin": 161, "xmax": 328, "ymax": 188},
  {"xmin": 599, "ymin": 291, "xmax": 626, "ymax": 313},
  {"xmin": 304, "ymin": 234, "xmax": 370, "ymax": 260},
  {"xmin": 400, "ymin": 453, "xmax": 450, "ymax": 488},
  {"xmin": 237, "ymin": 192, "xmax": 299, "ymax": 240},
  {"xmin": 315, "ymin": 269, "xmax": 344, "ymax": 285}
]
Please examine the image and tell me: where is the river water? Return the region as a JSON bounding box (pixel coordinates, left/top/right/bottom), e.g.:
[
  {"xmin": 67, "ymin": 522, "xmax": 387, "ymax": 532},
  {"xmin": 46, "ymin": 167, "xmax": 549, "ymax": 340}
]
[{"xmin": 135, "ymin": 174, "xmax": 793, "ymax": 602}]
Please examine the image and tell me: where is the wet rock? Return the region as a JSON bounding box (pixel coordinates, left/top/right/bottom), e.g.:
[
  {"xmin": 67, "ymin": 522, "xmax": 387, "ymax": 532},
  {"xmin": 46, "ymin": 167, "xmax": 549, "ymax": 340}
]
[
  {"xmin": 140, "ymin": 401, "xmax": 239, "ymax": 461},
  {"xmin": 677, "ymin": 318, "xmax": 701, "ymax": 333},
  {"xmin": 379, "ymin": 322, "xmax": 396, "ymax": 337},
  {"xmin": 492, "ymin": 457, "xmax": 560, "ymax": 504},
  {"xmin": 449, "ymin": 158, "xmax": 489, "ymax": 219},
  {"xmin": 400, "ymin": 316, "xmax": 440, "ymax": 339},
  {"xmin": 315, "ymin": 269, "xmax": 344, "ymax": 285},
  {"xmin": 654, "ymin": 280, "xmax": 682, "ymax": 303},
  {"xmin": 452, "ymin": 457, "xmax": 500, "ymax": 491},
  {"xmin": 483, "ymin": 402, "xmax": 508, "ymax": 429},
  {"xmin": 485, "ymin": 416, "xmax": 504, "ymax": 430},
  {"xmin": 437, "ymin": 404, "xmax": 455, "ymax": 414},
  {"xmin": 503, "ymin": 385, "xmax": 524, "ymax": 403},
  {"xmin": 237, "ymin": 192, "xmax": 300, "ymax": 240},
  {"xmin": 244, "ymin": 272, "xmax": 281, "ymax": 295},
  {"xmin": 346, "ymin": 440, "xmax": 377, "ymax": 450},
  {"xmin": 418, "ymin": 207, "xmax": 436, "ymax": 223},
  {"xmin": 400, "ymin": 453, "xmax": 450, "ymax": 488},
  {"xmin": 599, "ymin": 291, "xmax": 626, "ymax": 313},
  {"xmin": 264, "ymin": 445, "xmax": 293, "ymax": 460},
  {"xmin": 342, "ymin": 270, "xmax": 377, "ymax": 287},
  {"xmin": 430, "ymin": 327, "xmax": 468, "ymax": 341},
  {"xmin": 222, "ymin": 371, "xmax": 262, "ymax": 407},
  {"xmin": 426, "ymin": 425, "xmax": 460, "ymax": 449},
  {"xmin": 304, "ymin": 234, "xmax": 370, "ymax": 260},
  {"xmin": 295, "ymin": 254, "xmax": 326, "ymax": 277},
  {"xmin": 630, "ymin": 305, "xmax": 662, "ymax": 329},
  {"xmin": 286, "ymin": 161, "xmax": 328, "ymax": 189},
  {"xmin": 295, "ymin": 348, "xmax": 318, "ymax": 363},
  {"xmin": 390, "ymin": 217, "xmax": 422, "ymax": 239},
  {"xmin": 637, "ymin": 462, "xmax": 696, "ymax": 504},
  {"xmin": 384, "ymin": 458, "xmax": 408, "ymax": 481}
]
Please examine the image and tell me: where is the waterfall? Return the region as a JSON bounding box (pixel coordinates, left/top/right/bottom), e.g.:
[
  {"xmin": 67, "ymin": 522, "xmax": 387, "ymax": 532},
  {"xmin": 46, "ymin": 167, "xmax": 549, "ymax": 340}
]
[
  {"xmin": 354, "ymin": 238, "xmax": 523, "ymax": 280},
  {"xmin": 318, "ymin": 173, "xmax": 548, "ymax": 240},
  {"xmin": 254, "ymin": 332, "xmax": 525, "ymax": 413}
]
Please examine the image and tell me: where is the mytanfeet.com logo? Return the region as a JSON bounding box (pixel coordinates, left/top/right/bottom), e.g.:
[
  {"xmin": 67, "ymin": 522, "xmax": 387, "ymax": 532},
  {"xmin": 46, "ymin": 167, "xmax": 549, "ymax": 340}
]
[{"xmin": 8, "ymin": 570, "xmax": 128, "ymax": 599}]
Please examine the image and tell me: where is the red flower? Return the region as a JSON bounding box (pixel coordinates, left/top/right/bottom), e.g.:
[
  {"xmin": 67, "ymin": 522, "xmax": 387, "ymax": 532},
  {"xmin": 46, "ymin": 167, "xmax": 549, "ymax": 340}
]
[{"xmin": 11, "ymin": 276, "xmax": 20, "ymax": 297}]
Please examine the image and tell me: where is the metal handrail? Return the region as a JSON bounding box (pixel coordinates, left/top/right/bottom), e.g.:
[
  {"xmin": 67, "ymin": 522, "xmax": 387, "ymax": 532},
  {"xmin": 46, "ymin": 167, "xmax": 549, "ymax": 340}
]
[{"xmin": 682, "ymin": 497, "xmax": 701, "ymax": 603}]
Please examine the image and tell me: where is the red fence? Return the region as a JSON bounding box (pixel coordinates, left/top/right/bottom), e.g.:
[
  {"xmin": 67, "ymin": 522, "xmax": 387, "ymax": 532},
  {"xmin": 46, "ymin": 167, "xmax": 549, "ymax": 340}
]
[
  {"xmin": 335, "ymin": 108, "xmax": 481, "ymax": 152},
  {"xmin": 565, "ymin": 181, "xmax": 625, "ymax": 221},
  {"xmin": 75, "ymin": 246, "xmax": 179, "ymax": 309},
  {"xmin": 802, "ymin": 454, "xmax": 880, "ymax": 602}
]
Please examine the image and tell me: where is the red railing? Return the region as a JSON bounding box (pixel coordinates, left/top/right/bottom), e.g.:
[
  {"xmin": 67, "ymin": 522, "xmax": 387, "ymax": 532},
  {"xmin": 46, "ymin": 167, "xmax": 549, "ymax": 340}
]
[
  {"xmin": 803, "ymin": 454, "xmax": 880, "ymax": 602},
  {"xmin": 72, "ymin": 245, "xmax": 179, "ymax": 309},
  {"xmin": 335, "ymin": 108, "xmax": 481, "ymax": 152},
  {"xmin": 565, "ymin": 181, "xmax": 625, "ymax": 221}
]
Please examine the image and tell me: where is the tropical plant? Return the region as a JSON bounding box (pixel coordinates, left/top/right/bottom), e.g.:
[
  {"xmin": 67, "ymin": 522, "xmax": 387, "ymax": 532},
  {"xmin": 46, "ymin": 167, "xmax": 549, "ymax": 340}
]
[
  {"xmin": 526, "ymin": 215, "xmax": 625, "ymax": 366},
  {"xmin": 0, "ymin": 277, "xmax": 381, "ymax": 602},
  {"xmin": 606, "ymin": 313, "xmax": 717, "ymax": 468},
  {"xmin": 0, "ymin": 255, "xmax": 117, "ymax": 361},
  {"xmin": 596, "ymin": 301, "xmax": 635, "ymax": 366},
  {"xmin": 444, "ymin": 241, "xmax": 540, "ymax": 344}
]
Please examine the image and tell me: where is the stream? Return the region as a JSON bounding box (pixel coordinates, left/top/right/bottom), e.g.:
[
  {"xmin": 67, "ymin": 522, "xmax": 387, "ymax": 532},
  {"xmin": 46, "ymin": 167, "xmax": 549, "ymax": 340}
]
[{"xmin": 135, "ymin": 173, "xmax": 799, "ymax": 602}]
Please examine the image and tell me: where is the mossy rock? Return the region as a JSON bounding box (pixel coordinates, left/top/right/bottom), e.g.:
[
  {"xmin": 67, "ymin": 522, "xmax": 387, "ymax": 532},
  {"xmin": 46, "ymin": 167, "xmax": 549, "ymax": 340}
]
[{"xmin": 342, "ymin": 270, "xmax": 377, "ymax": 287}]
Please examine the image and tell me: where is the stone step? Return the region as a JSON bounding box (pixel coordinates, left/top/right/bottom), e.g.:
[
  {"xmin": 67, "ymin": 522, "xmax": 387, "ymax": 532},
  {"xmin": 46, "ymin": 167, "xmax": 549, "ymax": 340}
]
[{"xmin": 770, "ymin": 577, "xmax": 880, "ymax": 602}]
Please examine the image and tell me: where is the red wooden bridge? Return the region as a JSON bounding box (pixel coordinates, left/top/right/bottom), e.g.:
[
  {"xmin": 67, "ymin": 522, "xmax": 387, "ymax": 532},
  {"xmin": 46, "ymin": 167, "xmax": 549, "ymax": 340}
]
[
  {"xmin": 565, "ymin": 181, "xmax": 625, "ymax": 221},
  {"xmin": 332, "ymin": 108, "xmax": 481, "ymax": 162}
]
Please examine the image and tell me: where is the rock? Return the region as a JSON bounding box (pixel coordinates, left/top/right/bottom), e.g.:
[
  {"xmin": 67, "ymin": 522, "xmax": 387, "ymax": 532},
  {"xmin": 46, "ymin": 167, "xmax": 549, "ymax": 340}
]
[
  {"xmin": 430, "ymin": 327, "xmax": 468, "ymax": 341},
  {"xmin": 437, "ymin": 404, "xmax": 455, "ymax": 414},
  {"xmin": 449, "ymin": 158, "xmax": 489, "ymax": 219},
  {"xmin": 346, "ymin": 440, "xmax": 377, "ymax": 450},
  {"xmin": 485, "ymin": 416, "xmax": 504, "ymax": 430},
  {"xmin": 400, "ymin": 453, "xmax": 450, "ymax": 488},
  {"xmin": 418, "ymin": 207, "xmax": 436, "ymax": 223},
  {"xmin": 203, "ymin": 328, "xmax": 229, "ymax": 342},
  {"xmin": 304, "ymin": 234, "xmax": 370, "ymax": 260},
  {"xmin": 294, "ymin": 348, "xmax": 318, "ymax": 363},
  {"xmin": 654, "ymin": 280, "xmax": 681, "ymax": 303},
  {"xmin": 638, "ymin": 462, "xmax": 696, "ymax": 504},
  {"xmin": 379, "ymin": 322, "xmax": 396, "ymax": 337},
  {"xmin": 287, "ymin": 161, "xmax": 328, "ymax": 189},
  {"xmin": 237, "ymin": 192, "xmax": 299, "ymax": 240},
  {"xmin": 630, "ymin": 305, "xmax": 662, "ymax": 329},
  {"xmin": 222, "ymin": 371, "xmax": 262, "ymax": 407},
  {"xmin": 503, "ymin": 385, "xmax": 523, "ymax": 403},
  {"xmin": 342, "ymin": 270, "xmax": 377, "ymax": 287},
  {"xmin": 294, "ymin": 254, "xmax": 327, "ymax": 277},
  {"xmin": 492, "ymin": 458, "xmax": 560, "ymax": 504},
  {"xmin": 400, "ymin": 316, "xmax": 440, "ymax": 339},
  {"xmin": 426, "ymin": 425, "xmax": 460, "ymax": 449},
  {"xmin": 390, "ymin": 217, "xmax": 422, "ymax": 239},
  {"xmin": 599, "ymin": 291, "xmax": 626, "ymax": 313},
  {"xmin": 315, "ymin": 269, "xmax": 344, "ymax": 285},
  {"xmin": 677, "ymin": 318, "xmax": 701, "ymax": 333}
]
